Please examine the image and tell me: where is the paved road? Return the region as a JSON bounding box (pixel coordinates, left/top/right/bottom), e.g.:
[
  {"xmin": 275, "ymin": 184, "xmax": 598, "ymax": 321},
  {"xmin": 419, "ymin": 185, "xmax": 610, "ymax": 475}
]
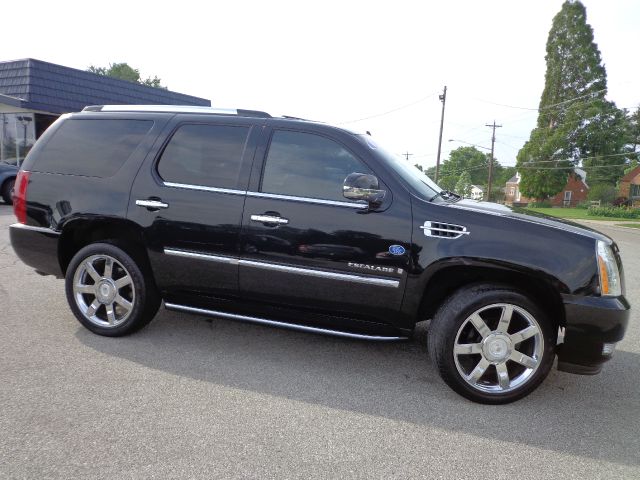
[{"xmin": 1, "ymin": 204, "xmax": 638, "ymax": 479}]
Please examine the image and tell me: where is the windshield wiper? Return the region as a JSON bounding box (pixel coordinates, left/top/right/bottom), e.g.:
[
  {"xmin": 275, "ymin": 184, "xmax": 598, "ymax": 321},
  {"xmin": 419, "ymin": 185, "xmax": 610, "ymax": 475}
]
[{"xmin": 429, "ymin": 189, "xmax": 461, "ymax": 203}]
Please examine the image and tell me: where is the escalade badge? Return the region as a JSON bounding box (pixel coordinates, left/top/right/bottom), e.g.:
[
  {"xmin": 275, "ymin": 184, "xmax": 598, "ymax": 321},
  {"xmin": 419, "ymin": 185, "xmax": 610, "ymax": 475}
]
[
  {"xmin": 388, "ymin": 245, "xmax": 406, "ymax": 255},
  {"xmin": 348, "ymin": 262, "xmax": 403, "ymax": 275}
]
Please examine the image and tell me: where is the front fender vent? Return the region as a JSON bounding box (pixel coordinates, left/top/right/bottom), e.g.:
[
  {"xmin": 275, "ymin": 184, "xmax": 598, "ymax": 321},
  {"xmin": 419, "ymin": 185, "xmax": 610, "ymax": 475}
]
[{"xmin": 420, "ymin": 221, "xmax": 470, "ymax": 239}]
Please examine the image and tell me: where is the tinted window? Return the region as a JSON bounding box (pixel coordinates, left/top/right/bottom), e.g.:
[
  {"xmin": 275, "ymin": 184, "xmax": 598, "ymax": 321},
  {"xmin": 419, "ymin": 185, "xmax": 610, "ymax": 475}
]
[
  {"xmin": 157, "ymin": 124, "xmax": 250, "ymax": 189},
  {"xmin": 261, "ymin": 131, "xmax": 372, "ymax": 202},
  {"xmin": 32, "ymin": 119, "xmax": 153, "ymax": 177}
]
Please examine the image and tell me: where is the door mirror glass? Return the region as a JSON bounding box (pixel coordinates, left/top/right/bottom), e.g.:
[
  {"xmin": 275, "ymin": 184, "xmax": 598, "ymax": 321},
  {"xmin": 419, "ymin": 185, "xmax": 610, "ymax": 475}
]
[{"xmin": 343, "ymin": 172, "xmax": 386, "ymax": 205}]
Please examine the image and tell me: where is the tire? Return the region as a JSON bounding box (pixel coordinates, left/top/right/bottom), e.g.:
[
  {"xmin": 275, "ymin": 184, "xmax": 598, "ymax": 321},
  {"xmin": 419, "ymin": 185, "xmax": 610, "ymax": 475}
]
[
  {"xmin": 1, "ymin": 178, "xmax": 15, "ymax": 205},
  {"xmin": 65, "ymin": 242, "xmax": 160, "ymax": 337},
  {"xmin": 428, "ymin": 283, "xmax": 556, "ymax": 404}
]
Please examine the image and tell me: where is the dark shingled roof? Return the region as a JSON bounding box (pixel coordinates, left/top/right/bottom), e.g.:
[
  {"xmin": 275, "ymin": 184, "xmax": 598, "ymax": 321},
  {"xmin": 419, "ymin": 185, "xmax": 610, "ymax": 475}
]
[{"xmin": 0, "ymin": 58, "xmax": 210, "ymax": 114}]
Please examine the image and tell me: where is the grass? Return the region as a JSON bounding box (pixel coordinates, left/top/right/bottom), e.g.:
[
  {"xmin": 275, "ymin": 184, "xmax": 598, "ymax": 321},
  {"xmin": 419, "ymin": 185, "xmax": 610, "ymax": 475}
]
[
  {"xmin": 616, "ymin": 223, "xmax": 640, "ymax": 229},
  {"xmin": 525, "ymin": 207, "xmax": 637, "ymax": 222}
]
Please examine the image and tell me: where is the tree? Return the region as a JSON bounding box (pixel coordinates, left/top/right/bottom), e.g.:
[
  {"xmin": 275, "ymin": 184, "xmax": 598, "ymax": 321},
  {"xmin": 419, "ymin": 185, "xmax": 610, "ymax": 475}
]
[
  {"xmin": 455, "ymin": 171, "xmax": 472, "ymax": 198},
  {"xmin": 437, "ymin": 146, "xmax": 489, "ymax": 190},
  {"xmin": 624, "ymin": 108, "xmax": 640, "ymax": 166},
  {"xmin": 87, "ymin": 62, "xmax": 166, "ymax": 89},
  {"xmin": 516, "ymin": 1, "xmax": 627, "ymax": 198},
  {"xmin": 423, "ymin": 146, "xmax": 508, "ymax": 194}
]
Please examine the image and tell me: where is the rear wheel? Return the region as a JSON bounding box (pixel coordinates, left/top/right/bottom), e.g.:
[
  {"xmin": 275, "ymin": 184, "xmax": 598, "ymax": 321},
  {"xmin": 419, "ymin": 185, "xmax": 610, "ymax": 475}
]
[
  {"xmin": 1, "ymin": 178, "xmax": 15, "ymax": 205},
  {"xmin": 428, "ymin": 284, "xmax": 556, "ymax": 404},
  {"xmin": 65, "ymin": 242, "xmax": 160, "ymax": 336}
]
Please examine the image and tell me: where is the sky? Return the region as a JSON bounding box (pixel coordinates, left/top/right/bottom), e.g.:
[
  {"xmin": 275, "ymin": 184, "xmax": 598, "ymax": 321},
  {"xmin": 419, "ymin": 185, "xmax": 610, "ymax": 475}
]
[{"xmin": 3, "ymin": 0, "xmax": 639, "ymax": 170}]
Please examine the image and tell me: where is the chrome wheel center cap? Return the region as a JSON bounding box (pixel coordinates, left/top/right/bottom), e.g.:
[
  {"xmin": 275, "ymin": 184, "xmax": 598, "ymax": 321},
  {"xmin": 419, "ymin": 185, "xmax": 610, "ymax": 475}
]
[
  {"xmin": 482, "ymin": 334, "xmax": 512, "ymax": 363},
  {"xmin": 96, "ymin": 279, "xmax": 116, "ymax": 304}
]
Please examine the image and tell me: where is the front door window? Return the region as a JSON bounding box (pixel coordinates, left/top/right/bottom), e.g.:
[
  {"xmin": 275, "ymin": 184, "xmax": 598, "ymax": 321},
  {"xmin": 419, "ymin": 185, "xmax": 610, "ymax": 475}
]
[{"xmin": 261, "ymin": 130, "xmax": 372, "ymax": 202}]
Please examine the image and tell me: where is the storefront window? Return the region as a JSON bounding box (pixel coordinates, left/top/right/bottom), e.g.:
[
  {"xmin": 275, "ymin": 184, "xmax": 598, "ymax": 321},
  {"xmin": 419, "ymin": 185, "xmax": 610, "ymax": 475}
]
[{"xmin": 0, "ymin": 113, "xmax": 36, "ymax": 167}]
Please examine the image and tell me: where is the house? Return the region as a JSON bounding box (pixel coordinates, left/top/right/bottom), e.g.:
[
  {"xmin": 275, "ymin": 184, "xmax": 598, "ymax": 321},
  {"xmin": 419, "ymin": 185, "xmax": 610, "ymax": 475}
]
[
  {"xmin": 0, "ymin": 58, "xmax": 211, "ymax": 167},
  {"xmin": 504, "ymin": 169, "xmax": 588, "ymax": 207},
  {"xmin": 470, "ymin": 185, "xmax": 484, "ymax": 200},
  {"xmin": 549, "ymin": 168, "xmax": 589, "ymax": 207},
  {"xmin": 619, "ymin": 165, "xmax": 640, "ymax": 208},
  {"xmin": 504, "ymin": 172, "xmax": 531, "ymax": 206}
]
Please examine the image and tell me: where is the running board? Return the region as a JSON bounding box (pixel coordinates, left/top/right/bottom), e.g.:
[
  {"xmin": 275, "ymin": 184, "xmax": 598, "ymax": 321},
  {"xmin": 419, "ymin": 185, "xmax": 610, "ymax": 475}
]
[{"xmin": 164, "ymin": 302, "xmax": 409, "ymax": 341}]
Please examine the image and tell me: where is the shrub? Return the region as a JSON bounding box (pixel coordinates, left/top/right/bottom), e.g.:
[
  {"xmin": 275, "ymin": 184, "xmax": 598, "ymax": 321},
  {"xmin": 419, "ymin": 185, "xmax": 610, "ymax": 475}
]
[
  {"xmin": 587, "ymin": 183, "xmax": 617, "ymax": 205},
  {"xmin": 588, "ymin": 206, "xmax": 640, "ymax": 219},
  {"xmin": 575, "ymin": 201, "xmax": 590, "ymax": 209},
  {"xmin": 613, "ymin": 196, "xmax": 629, "ymax": 207}
]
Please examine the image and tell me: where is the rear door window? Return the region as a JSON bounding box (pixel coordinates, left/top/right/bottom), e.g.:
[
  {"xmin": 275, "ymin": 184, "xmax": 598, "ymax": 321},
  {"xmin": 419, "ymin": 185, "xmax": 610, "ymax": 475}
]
[
  {"xmin": 31, "ymin": 119, "xmax": 153, "ymax": 177},
  {"xmin": 157, "ymin": 124, "xmax": 250, "ymax": 190}
]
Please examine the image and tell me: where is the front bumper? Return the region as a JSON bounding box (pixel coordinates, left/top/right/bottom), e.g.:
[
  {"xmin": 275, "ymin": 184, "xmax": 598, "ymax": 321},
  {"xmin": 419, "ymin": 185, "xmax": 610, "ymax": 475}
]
[
  {"xmin": 557, "ymin": 294, "xmax": 631, "ymax": 375},
  {"xmin": 9, "ymin": 223, "xmax": 63, "ymax": 278}
]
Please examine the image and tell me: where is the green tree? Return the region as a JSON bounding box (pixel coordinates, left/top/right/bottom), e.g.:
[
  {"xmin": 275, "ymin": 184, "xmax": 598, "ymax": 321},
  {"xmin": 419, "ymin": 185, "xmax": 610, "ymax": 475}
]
[
  {"xmin": 455, "ymin": 171, "xmax": 472, "ymax": 198},
  {"xmin": 587, "ymin": 183, "xmax": 617, "ymax": 205},
  {"xmin": 87, "ymin": 62, "xmax": 166, "ymax": 89},
  {"xmin": 516, "ymin": 1, "xmax": 627, "ymax": 198},
  {"xmin": 438, "ymin": 147, "xmax": 489, "ymax": 189},
  {"xmin": 423, "ymin": 146, "xmax": 506, "ymax": 194},
  {"xmin": 624, "ymin": 108, "xmax": 640, "ymax": 166}
]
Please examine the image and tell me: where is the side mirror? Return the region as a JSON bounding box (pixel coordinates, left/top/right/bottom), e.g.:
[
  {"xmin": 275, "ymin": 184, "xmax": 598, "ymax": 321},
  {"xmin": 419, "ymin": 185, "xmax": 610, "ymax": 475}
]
[{"xmin": 343, "ymin": 172, "xmax": 386, "ymax": 205}]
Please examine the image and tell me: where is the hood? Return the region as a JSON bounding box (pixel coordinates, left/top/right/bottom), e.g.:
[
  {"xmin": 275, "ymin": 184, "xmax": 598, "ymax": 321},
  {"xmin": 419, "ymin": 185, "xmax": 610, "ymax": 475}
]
[{"xmin": 444, "ymin": 199, "xmax": 611, "ymax": 243}]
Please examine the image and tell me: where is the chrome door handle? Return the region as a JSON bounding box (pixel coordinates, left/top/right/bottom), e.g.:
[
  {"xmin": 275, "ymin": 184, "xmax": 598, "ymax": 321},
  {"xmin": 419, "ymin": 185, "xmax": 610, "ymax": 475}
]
[
  {"xmin": 250, "ymin": 214, "xmax": 289, "ymax": 225},
  {"xmin": 136, "ymin": 199, "xmax": 169, "ymax": 210}
]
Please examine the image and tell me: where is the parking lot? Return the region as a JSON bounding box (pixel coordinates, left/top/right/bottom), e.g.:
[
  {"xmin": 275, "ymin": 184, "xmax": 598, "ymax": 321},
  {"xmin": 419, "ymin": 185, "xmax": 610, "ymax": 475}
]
[{"xmin": 1, "ymin": 203, "xmax": 638, "ymax": 479}]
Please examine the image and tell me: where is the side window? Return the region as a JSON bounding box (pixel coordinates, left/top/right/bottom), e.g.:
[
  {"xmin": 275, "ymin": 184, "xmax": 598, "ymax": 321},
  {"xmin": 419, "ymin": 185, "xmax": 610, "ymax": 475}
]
[
  {"xmin": 261, "ymin": 130, "xmax": 372, "ymax": 202},
  {"xmin": 29, "ymin": 119, "xmax": 153, "ymax": 177},
  {"xmin": 157, "ymin": 124, "xmax": 250, "ymax": 190}
]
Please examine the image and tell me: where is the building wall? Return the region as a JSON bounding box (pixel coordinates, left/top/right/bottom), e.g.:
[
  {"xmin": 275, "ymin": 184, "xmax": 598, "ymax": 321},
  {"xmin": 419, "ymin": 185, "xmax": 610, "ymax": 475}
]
[
  {"xmin": 620, "ymin": 170, "xmax": 640, "ymax": 200},
  {"xmin": 550, "ymin": 175, "xmax": 589, "ymax": 207},
  {"xmin": 504, "ymin": 182, "xmax": 532, "ymax": 206}
]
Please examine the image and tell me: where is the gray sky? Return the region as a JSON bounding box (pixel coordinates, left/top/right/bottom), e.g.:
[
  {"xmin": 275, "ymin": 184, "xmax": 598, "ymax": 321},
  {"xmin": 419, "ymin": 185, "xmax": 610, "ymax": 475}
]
[{"xmin": 4, "ymin": 0, "xmax": 639, "ymax": 169}]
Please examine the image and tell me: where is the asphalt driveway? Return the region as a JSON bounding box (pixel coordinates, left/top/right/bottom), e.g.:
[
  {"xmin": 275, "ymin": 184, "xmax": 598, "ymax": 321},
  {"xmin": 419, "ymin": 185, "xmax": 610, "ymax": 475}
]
[{"xmin": 1, "ymin": 204, "xmax": 638, "ymax": 479}]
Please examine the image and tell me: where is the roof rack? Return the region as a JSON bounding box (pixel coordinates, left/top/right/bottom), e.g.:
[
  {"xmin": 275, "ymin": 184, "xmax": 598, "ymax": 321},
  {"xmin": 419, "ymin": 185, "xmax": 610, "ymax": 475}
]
[{"xmin": 82, "ymin": 105, "xmax": 271, "ymax": 118}]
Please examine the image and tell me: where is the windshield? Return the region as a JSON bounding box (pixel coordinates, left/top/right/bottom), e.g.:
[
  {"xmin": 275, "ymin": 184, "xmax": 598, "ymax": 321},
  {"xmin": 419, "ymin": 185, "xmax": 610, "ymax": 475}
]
[{"xmin": 358, "ymin": 135, "xmax": 442, "ymax": 200}]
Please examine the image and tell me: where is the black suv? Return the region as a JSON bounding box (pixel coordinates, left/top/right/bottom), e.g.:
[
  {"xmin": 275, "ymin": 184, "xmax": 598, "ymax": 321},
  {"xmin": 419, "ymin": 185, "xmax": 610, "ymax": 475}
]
[{"xmin": 9, "ymin": 105, "xmax": 630, "ymax": 404}]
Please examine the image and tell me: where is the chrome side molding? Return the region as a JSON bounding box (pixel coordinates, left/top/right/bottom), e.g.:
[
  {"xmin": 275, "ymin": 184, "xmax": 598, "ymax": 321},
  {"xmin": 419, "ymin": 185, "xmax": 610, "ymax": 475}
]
[
  {"xmin": 163, "ymin": 248, "xmax": 400, "ymax": 288},
  {"xmin": 164, "ymin": 302, "xmax": 408, "ymax": 341}
]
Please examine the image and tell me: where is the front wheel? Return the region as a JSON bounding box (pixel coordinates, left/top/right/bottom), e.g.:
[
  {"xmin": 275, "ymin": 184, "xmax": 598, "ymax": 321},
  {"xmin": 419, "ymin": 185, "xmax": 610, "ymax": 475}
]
[
  {"xmin": 428, "ymin": 284, "xmax": 556, "ymax": 404},
  {"xmin": 65, "ymin": 242, "xmax": 160, "ymax": 336}
]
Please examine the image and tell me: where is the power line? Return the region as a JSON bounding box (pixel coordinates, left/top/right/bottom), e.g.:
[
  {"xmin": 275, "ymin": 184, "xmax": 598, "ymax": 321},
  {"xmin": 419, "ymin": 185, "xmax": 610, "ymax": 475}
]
[
  {"xmin": 520, "ymin": 151, "xmax": 635, "ymax": 165},
  {"xmin": 338, "ymin": 92, "xmax": 439, "ymax": 125},
  {"xmin": 518, "ymin": 162, "xmax": 630, "ymax": 170},
  {"xmin": 466, "ymin": 88, "xmax": 608, "ymax": 113}
]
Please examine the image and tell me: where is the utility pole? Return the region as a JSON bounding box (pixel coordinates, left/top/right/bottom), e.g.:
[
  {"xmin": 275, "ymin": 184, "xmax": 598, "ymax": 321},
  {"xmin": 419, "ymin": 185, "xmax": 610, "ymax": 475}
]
[
  {"xmin": 403, "ymin": 151, "xmax": 413, "ymax": 161},
  {"xmin": 435, "ymin": 85, "xmax": 447, "ymax": 183},
  {"xmin": 485, "ymin": 120, "xmax": 502, "ymax": 202}
]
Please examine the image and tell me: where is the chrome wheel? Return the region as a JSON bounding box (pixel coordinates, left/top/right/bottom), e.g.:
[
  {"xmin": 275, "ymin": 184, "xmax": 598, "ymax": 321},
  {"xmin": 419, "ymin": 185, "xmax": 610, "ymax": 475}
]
[
  {"xmin": 453, "ymin": 303, "xmax": 544, "ymax": 394},
  {"xmin": 72, "ymin": 254, "xmax": 136, "ymax": 328}
]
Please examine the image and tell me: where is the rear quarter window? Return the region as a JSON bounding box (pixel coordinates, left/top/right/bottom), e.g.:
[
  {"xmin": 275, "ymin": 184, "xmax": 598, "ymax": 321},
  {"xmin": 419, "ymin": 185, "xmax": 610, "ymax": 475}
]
[{"xmin": 28, "ymin": 119, "xmax": 153, "ymax": 177}]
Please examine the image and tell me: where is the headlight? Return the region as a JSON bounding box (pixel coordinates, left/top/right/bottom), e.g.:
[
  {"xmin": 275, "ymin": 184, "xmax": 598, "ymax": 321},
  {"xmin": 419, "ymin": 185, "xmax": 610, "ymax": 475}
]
[{"xmin": 596, "ymin": 240, "xmax": 621, "ymax": 297}]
